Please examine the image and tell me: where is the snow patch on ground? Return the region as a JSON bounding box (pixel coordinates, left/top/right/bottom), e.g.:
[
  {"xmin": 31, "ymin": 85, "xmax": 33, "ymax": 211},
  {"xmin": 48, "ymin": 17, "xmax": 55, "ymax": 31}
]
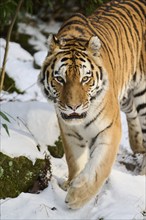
[
  {"xmin": 1, "ymin": 168, "xmax": 145, "ymax": 220},
  {"xmin": 1, "ymin": 101, "xmax": 60, "ymax": 162},
  {"xmin": 1, "ymin": 128, "xmax": 43, "ymax": 163},
  {"xmin": 0, "ymin": 38, "xmax": 46, "ymax": 102},
  {"xmin": 0, "ymin": 38, "xmax": 33, "ymax": 63}
]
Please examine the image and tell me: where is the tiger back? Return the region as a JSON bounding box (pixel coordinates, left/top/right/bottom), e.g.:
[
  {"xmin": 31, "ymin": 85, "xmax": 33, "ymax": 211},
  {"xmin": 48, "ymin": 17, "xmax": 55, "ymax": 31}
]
[{"xmin": 39, "ymin": 0, "xmax": 146, "ymax": 209}]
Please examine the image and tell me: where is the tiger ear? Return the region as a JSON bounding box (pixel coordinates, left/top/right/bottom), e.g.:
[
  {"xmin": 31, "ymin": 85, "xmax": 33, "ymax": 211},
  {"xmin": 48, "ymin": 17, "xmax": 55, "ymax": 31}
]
[
  {"xmin": 88, "ymin": 36, "xmax": 101, "ymax": 55},
  {"xmin": 47, "ymin": 34, "xmax": 59, "ymax": 52}
]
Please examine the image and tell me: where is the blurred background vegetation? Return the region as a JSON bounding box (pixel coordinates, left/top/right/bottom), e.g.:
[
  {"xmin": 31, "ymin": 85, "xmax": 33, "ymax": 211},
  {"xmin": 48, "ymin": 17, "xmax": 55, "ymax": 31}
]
[{"xmin": 0, "ymin": 0, "xmax": 110, "ymax": 35}]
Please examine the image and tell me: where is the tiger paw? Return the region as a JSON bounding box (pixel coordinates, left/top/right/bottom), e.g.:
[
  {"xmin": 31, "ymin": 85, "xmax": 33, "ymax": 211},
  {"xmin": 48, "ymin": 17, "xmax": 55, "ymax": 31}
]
[
  {"xmin": 65, "ymin": 175, "xmax": 92, "ymax": 209},
  {"xmin": 59, "ymin": 179, "xmax": 70, "ymax": 191}
]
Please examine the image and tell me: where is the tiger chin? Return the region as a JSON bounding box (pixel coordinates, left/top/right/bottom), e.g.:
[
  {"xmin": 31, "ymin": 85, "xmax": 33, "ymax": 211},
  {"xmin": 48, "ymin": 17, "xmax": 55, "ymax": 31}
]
[
  {"xmin": 55, "ymin": 103, "xmax": 89, "ymax": 126},
  {"xmin": 39, "ymin": 0, "xmax": 146, "ymax": 209}
]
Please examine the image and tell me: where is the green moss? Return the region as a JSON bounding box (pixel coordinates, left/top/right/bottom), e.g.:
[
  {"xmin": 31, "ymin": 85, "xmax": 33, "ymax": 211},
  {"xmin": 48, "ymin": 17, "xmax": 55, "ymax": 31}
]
[
  {"xmin": 0, "ymin": 166, "xmax": 4, "ymax": 178},
  {"xmin": 0, "ymin": 152, "xmax": 51, "ymax": 199},
  {"xmin": 48, "ymin": 136, "xmax": 64, "ymax": 158}
]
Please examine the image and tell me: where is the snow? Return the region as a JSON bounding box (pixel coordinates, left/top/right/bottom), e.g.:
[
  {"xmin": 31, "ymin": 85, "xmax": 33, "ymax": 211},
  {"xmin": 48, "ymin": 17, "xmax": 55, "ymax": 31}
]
[
  {"xmin": 1, "ymin": 169, "xmax": 145, "ymax": 219},
  {"xmin": 0, "ymin": 38, "xmax": 33, "ymax": 63},
  {"xmin": 0, "ymin": 20, "xmax": 146, "ymax": 219},
  {"xmin": 1, "ymin": 128, "xmax": 43, "ymax": 163},
  {"xmin": 18, "ymin": 16, "xmax": 61, "ymax": 51},
  {"xmin": 1, "ymin": 101, "xmax": 60, "ymax": 163},
  {"xmin": 34, "ymin": 51, "xmax": 48, "ymax": 67}
]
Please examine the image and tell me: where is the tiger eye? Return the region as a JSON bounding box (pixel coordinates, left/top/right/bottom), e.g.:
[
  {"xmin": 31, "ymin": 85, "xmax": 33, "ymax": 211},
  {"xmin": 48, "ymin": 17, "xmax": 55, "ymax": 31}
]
[
  {"xmin": 55, "ymin": 76, "xmax": 65, "ymax": 84},
  {"xmin": 82, "ymin": 76, "xmax": 90, "ymax": 83}
]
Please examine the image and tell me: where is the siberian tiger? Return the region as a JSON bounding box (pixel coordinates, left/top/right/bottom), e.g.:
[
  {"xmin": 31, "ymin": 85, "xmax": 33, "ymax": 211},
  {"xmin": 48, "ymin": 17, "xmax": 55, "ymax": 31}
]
[{"xmin": 39, "ymin": 0, "xmax": 146, "ymax": 209}]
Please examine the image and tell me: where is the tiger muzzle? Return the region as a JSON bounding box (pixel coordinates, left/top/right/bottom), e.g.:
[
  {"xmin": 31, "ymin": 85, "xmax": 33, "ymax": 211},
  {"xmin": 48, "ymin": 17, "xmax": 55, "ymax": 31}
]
[{"xmin": 61, "ymin": 112, "xmax": 87, "ymax": 120}]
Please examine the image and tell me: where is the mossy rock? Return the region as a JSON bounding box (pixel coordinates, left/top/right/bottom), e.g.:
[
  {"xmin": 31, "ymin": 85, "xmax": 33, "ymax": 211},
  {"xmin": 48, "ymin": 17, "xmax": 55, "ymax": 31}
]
[
  {"xmin": 48, "ymin": 136, "xmax": 64, "ymax": 158},
  {"xmin": 0, "ymin": 152, "xmax": 51, "ymax": 199}
]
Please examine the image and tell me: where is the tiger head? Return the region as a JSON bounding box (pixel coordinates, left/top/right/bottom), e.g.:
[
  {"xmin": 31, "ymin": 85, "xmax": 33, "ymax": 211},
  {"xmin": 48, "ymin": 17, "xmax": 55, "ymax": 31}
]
[{"xmin": 39, "ymin": 34, "xmax": 108, "ymax": 124}]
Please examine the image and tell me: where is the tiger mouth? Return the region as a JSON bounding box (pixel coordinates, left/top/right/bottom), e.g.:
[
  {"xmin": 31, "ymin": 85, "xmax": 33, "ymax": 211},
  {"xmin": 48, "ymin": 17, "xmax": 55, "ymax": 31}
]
[{"xmin": 61, "ymin": 112, "xmax": 87, "ymax": 120}]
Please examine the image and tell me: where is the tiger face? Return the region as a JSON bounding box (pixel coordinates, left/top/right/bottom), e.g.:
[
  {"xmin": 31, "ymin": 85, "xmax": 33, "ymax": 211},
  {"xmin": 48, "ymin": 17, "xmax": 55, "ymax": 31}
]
[{"xmin": 39, "ymin": 35, "xmax": 108, "ymax": 124}]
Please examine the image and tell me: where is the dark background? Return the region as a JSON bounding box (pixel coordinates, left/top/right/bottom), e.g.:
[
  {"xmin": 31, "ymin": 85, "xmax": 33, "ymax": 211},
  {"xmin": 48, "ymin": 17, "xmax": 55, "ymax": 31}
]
[{"xmin": 0, "ymin": 0, "xmax": 110, "ymax": 34}]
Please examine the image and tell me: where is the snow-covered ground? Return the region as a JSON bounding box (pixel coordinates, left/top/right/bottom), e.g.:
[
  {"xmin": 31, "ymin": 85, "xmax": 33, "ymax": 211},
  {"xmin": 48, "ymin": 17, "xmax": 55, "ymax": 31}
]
[{"xmin": 0, "ymin": 20, "xmax": 146, "ymax": 220}]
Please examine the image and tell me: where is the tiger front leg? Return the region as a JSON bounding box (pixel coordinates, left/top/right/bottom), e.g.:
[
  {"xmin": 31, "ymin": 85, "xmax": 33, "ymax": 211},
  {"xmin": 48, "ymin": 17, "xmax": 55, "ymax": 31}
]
[
  {"xmin": 65, "ymin": 126, "xmax": 121, "ymax": 209},
  {"xmin": 59, "ymin": 127, "xmax": 89, "ymax": 191}
]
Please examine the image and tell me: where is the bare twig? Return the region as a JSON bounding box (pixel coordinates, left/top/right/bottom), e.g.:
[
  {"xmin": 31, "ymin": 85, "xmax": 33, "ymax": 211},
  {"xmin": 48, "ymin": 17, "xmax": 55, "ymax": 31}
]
[{"xmin": 0, "ymin": 0, "xmax": 24, "ymax": 92}]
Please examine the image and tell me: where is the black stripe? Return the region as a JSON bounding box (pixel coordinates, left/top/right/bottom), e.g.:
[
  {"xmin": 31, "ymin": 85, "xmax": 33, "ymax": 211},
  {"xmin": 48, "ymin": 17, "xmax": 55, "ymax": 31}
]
[
  {"xmin": 90, "ymin": 87, "xmax": 103, "ymax": 101},
  {"xmin": 101, "ymin": 18, "xmax": 121, "ymax": 61},
  {"xmin": 59, "ymin": 63, "xmax": 67, "ymax": 70},
  {"xmin": 99, "ymin": 66, "xmax": 103, "ymax": 80},
  {"xmin": 59, "ymin": 20, "xmax": 86, "ymax": 33},
  {"xmin": 74, "ymin": 131, "xmax": 83, "ymax": 141},
  {"xmin": 141, "ymin": 112, "xmax": 146, "ymax": 117},
  {"xmin": 95, "ymin": 28, "xmax": 115, "ymax": 70},
  {"xmin": 46, "ymin": 70, "xmax": 50, "ymax": 83},
  {"xmin": 44, "ymin": 88, "xmax": 49, "ymax": 96},
  {"xmin": 89, "ymin": 121, "xmax": 113, "ymax": 149},
  {"xmin": 60, "ymin": 45, "xmax": 86, "ymax": 52},
  {"xmin": 101, "ymin": 18, "xmax": 122, "ymax": 71},
  {"xmin": 74, "ymin": 26, "xmax": 85, "ymax": 35},
  {"xmin": 80, "ymin": 144, "xmax": 86, "ymax": 148},
  {"xmin": 60, "ymin": 51, "xmax": 71, "ymax": 56},
  {"xmin": 40, "ymin": 63, "xmax": 50, "ymax": 82},
  {"xmin": 51, "ymin": 58, "xmax": 57, "ymax": 70},
  {"xmin": 116, "ymin": 4, "xmax": 141, "ymax": 41},
  {"xmin": 134, "ymin": 88, "xmax": 146, "ymax": 97},
  {"xmin": 85, "ymin": 107, "xmax": 104, "ymax": 128},
  {"xmin": 129, "ymin": 116, "xmax": 137, "ymax": 120},
  {"xmin": 69, "ymin": 13, "xmax": 88, "ymax": 23},
  {"xmin": 133, "ymin": 72, "xmax": 137, "ymax": 82},
  {"xmin": 43, "ymin": 63, "xmax": 49, "ymax": 74},
  {"xmin": 124, "ymin": 1, "xmax": 145, "ymax": 21},
  {"xmin": 79, "ymin": 57, "xmax": 86, "ymax": 62},
  {"xmin": 136, "ymin": 103, "xmax": 146, "ymax": 113},
  {"xmin": 95, "ymin": 71, "xmax": 99, "ymax": 81},
  {"xmin": 87, "ymin": 22, "xmax": 99, "ymax": 36},
  {"xmin": 104, "ymin": 13, "xmax": 134, "ymax": 56},
  {"xmin": 142, "ymin": 128, "xmax": 146, "ymax": 133},
  {"xmin": 116, "ymin": 6, "xmax": 139, "ymax": 42},
  {"xmin": 61, "ymin": 57, "xmax": 69, "ymax": 62},
  {"xmin": 67, "ymin": 132, "xmax": 83, "ymax": 141},
  {"xmin": 86, "ymin": 58, "xmax": 94, "ymax": 69},
  {"xmin": 125, "ymin": 105, "xmax": 133, "ymax": 114}
]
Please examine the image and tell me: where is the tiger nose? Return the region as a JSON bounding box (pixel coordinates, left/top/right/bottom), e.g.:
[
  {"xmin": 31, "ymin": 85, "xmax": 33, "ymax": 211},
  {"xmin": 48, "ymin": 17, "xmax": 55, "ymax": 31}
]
[{"xmin": 67, "ymin": 104, "xmax": 81, "ymax": 111}]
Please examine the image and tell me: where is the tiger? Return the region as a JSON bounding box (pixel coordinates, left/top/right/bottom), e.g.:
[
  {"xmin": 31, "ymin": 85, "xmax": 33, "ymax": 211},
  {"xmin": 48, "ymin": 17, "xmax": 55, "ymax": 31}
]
[{"xmin": 38, "ymin": 0, "xmax": 146, "ymax": 209}]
